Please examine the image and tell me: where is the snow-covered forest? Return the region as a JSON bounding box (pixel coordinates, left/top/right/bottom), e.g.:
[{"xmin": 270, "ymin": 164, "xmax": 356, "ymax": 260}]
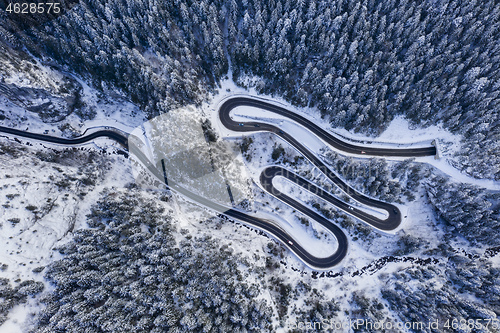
[
  {"xmin": 2, "ymin": 0, "xmax": 499, "ymax": 179},
  {"xmin": 0, "ymin": 0, "xmax": 499, "ymax": 331}
]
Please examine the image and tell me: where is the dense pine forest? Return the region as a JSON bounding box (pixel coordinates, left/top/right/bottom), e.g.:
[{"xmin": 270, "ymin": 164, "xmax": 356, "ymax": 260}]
[
  {"xmin": 230, "ymin": 0, "xmax": 500, "ymax": 180},
  {"xmin": 31, "ymin": 190, "xmax": 275, "ymax": 332},
  {"xmin": 1, "ymin": 0, "xmax": 500, "ymax": 331},
  {"xmin": 1, "ymin": 0, "xmax": 499, "ymax": 179}
]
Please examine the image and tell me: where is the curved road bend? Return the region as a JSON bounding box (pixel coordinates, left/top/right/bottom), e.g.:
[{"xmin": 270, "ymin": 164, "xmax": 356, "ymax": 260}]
[
  {"xmin": 0, "ymin": 125, "xmax": 129, "ymax": 148},
  {"xmin": 129, "ymin": 144, "xmax": 349, "ymax": 269},
  {"xmin": 261, "ymin": 166, "xmax": 399, "ymax": 230},
  {"xmin": 0, "ymin": 125, "xmax": 346, "ymax": 269},
  {"xmin": 218, "ymin": 96, "xmax": 437, "ymax": 157},
  {"xmin": 219, "ymin": 96, "xmax": 408, "ymax": 228}
]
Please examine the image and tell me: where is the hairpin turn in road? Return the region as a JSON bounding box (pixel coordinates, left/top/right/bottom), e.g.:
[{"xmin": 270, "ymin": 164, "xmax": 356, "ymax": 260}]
[{"xmin": 0, "ymin": 95, "xmax": 436, "ymax": 269}]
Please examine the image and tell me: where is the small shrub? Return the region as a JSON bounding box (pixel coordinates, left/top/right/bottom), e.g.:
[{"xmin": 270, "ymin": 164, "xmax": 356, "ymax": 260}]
[
  {"xmin": 8, "ymin": 218, "xmax": 20, "ymax": 225},
  {"xmin": 25, "ymin": 205, "xmax": 38, "ymax": 212}
]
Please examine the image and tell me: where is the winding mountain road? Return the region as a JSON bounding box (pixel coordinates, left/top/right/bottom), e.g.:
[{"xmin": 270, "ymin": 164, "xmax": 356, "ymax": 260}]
[
  {"xmin": 260, "ymin": 166, "xmax": 399, "ymax": 231},
  {"xmin": 218, "ymin": 96, "xmax": 436, "ymax": 157},
  {"xmin": 0, "ymin": 95, "xmax": 436, "ymax": 269},
  {"xmin": 218, "ymin": 96, "xmax": 436, "ymax": 230},
  {"xmin": 0, "ymin": 125, "xmax": 129, "ymax": 147},
  {"xmin": 0, "ymin": 123, "xmax": 347, "ymax": 268}
]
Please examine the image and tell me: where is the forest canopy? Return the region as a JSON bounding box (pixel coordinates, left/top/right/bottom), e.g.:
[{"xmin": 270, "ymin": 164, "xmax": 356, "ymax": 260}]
[{"xmin": 1, "ymin": 0, "xmax": 498, "ymax": 178}]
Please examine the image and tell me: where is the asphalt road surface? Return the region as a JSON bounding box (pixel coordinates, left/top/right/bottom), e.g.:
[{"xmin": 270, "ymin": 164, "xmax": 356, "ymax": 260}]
[
  {"xmin": 0, "ymin": 125, "xmax": 129, "ymax": 147},
  {"xmin": 218, "ymin": 96, "xmax": 433, "ymax": 231},
  {"xmin": 218, "ymin": 96, "xmax": 437, "ymax": 157},
  {"xmin": 218, "ymin": 95, "xmax": 437, "ymax": 265},
  {"xmin": 0, "ymin": 124, "xmax": 346, "ymax": 268},
  {"xmin": 0, "ymin": 96, "xmax": 436, "ymax": 269},
  {"xmin": 260, "ymin": 166, "xmax": 399, "ymax": 230}
]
